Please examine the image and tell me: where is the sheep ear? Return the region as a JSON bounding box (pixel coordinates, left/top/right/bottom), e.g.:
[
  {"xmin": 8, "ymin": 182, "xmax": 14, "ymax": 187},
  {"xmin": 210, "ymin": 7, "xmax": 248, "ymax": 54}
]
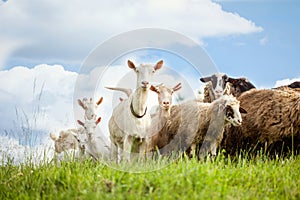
[
  {"xmin": 200, "ymin": 76, "xmax": 212, "ymax": 83},
  {"xmin": 96, "ymin": 97, "xmax": 103, "ymax": 105},
  {"xmin": 128, "ymin": 60, "xmax": 136, "ymax": 70},
  {"xmin": 239, "ymin": 107, "xmax": 247, "ymax": 114},
  {"xmin": 154, "ymin": 60, "xmax": 163, "ymax": 71},
  {"xmin": 150, "ymin": 85, "xmax": 158, "ymax": 93},
  {"xmin": 77, "ymin": 99, "xmax": 85, "ymax": 109},
  {"xmin": 77, "ymin": 120, "xmax": 85, "ymax": 127},
  {"xmin": 96, "ymin": 117, "xmax": 101, "ymax": 125},
  {"xmin": 173, "ymin": 83, "xmax": 182, "ymax": 92},
  {"xmin": 223, "ymin": 82, "xmax": 231, "ymax": 95}
]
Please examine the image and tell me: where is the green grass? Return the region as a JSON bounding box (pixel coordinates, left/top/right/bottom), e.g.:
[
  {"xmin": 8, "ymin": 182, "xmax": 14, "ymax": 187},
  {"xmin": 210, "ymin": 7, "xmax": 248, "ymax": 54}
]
[{"xmin": 1, "ymin": 154, "xmax": 300, "ymax": 200}]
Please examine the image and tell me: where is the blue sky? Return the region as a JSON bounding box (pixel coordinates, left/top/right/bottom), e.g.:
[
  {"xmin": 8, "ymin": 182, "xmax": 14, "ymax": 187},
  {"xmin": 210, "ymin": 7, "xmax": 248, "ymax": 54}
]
[
  {"xmin": 0, "ymin": 0, "xmax": 300, "ymax": 163},
  {"xmin": 1, "ymin": 0, "xmax": 299, "ymax": 88},
  {"xmin": 207, "ymin": 0, "xmax": 300, "ymax": 87}
]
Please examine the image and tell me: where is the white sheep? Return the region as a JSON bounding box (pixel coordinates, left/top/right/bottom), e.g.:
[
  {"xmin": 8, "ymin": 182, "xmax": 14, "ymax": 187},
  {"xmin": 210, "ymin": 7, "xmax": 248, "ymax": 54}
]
[
  {"xmin": 77, "ymin": 116, "xmax": 110, "ymax": 161},
  {"xmin": 108, "ymin": 60, "xmax": 163, "ymax": 162}
]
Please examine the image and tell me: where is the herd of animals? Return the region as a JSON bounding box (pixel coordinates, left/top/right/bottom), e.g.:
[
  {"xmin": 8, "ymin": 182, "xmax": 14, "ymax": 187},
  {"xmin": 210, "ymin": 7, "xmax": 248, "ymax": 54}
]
[{"xmin": 50, "ymin": 60, "xmax": 300, "ymax": 163}]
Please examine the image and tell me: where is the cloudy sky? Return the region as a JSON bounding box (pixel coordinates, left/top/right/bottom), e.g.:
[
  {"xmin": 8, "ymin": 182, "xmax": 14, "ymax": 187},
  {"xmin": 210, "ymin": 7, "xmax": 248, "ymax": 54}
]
[{"xmin": 0, "ymin": 0, "xmax": 299, "ymax": 163}]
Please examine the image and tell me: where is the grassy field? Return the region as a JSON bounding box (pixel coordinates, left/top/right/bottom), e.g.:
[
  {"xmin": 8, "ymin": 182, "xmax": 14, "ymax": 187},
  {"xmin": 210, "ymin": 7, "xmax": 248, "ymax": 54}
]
[{"xmin": 1, "ymin": 153, "xmax": 300, "ymax": 200}]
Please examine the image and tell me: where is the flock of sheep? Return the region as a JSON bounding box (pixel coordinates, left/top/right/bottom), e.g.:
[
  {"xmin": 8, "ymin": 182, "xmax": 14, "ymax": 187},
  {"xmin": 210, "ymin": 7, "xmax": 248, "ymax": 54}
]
[{"xmin": 50, "ymin": 60, "xmax": 300, "ymax": 163}]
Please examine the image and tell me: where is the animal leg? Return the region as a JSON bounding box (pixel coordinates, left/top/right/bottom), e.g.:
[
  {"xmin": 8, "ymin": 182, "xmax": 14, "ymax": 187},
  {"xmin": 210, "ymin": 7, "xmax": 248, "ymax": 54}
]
[{"xmin": 123, "ymin": 135, "xmax": 132, "ymax": 162}]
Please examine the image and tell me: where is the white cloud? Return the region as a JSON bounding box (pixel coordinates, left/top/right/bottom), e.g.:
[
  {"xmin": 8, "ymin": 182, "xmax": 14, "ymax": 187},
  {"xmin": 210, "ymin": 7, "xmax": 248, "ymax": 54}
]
[
  {"xmin": 0, "ymin": 0, "xmax": 262, "ymax": 67},
  {"xmin": 259, "ymin": 36, "xmax": 268, "ymax": 46},
  {"xmin": 0, "ymin": 64, "xmax": 78, "ymax": 135},
  {"xmin": 274, "ymin": 78, "xmax": 300, "ymax": 88}
]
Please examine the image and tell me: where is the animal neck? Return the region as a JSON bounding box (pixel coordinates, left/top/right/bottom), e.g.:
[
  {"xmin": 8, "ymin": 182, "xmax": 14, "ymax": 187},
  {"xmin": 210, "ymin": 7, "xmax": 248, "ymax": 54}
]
[
  {"xmin": 131, "ymin": 87, "xmax": 148, "ymax": 118},
  {"xmin": 157, "ymin": 108, "xmax": 169, "ymax": 130},
  {"xmin": 158, "ymin": 107, "xmax": 170, "ymax": 119}
]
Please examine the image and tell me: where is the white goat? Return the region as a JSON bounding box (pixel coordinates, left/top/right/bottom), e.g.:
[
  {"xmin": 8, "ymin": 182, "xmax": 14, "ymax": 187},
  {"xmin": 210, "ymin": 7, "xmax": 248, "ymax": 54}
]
[
  {"xmin": 77, "ymin": 116, "xmax": 110, "ymax": 161},
  {"xmin": 78, "ymin": 97, "xmax": 103, "ymax": 120},
  {"xmin": 108, "ymin": 60, "xmax": 163, "ymax": 162},
  {"xmin": 148, "ymin": 83, "xmax": 182, "ymax": 152}
]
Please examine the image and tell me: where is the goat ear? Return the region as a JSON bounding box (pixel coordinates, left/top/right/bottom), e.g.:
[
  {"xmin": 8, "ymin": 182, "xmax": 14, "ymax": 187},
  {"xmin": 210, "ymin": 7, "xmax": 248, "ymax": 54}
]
[
  {"xmin": 239, "ymin": 107, "xmax": 247, "ymax": 114},
  {"xmin": 223, "ymin": 82, "xmax": 231, "ymax": 95},
  {"xmin": 77, "ymin": 99, "xmax": 85, "ymax": 109},
  {"xmin": 96, "ymin": 117, "xmax": 101, "ymax": 125},
  {"xmin": 77, "ymin": 120, "xmax": 85, "ymax": 127},
  {"xmin": 154, "ymin": 60, "xmax": 163, "ymax": 71},
  {"xmin": 50, "ymin": 132, "xmax": 58, "ymax": 141},
  {"xmin": 70, "ymin": 131, "xmax": 79, "ymax": 139},
  {"xmin": 200, "ymin": 76, "xmax": 212, "ymax": 83},
  {"xmin": 96, "ymin": 97, "xmax": 103, "ymax": 105},
  {"xmin": 128, "ymin": 60, "xmax": 136, "ymax": 70},
  {"xmin": 173, "ymin": 83, "xmax": 182, "ymax": 92},
  {"xmin": 150, "ymin": 85, "xmax": 158, "ymax": 93}
]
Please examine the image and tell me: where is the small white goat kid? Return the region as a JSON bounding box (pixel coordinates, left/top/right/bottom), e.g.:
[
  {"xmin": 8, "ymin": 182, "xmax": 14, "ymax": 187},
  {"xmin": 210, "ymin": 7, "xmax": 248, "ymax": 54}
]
[
  {"xmin": 77, "ymin": 116, "xmax": 110, "ymax": 161},
  {"xmin": 108, "ymin": 60, "xmax": 163, "ymax": 162},
  {"xmin": 78, "ymin": 97, "xmax": 103, "ymax": 120}
]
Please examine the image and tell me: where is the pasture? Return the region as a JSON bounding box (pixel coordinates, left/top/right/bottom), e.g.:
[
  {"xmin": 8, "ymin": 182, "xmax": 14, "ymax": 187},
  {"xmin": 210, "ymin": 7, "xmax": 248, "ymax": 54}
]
[{"xmin": 1, "ymin": 153, "xmax": 300, "ymax": 199}]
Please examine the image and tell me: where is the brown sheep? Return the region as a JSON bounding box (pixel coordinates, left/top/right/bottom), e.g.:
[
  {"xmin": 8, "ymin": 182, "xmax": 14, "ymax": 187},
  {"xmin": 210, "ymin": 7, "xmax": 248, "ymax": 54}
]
[
  {"xmin": 221, "ymin": 88, "xmax": 300, "ymax": 155},
  {"xmin": 275, "ymin": 81, "xmax": 300, "ymax": 93}
]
